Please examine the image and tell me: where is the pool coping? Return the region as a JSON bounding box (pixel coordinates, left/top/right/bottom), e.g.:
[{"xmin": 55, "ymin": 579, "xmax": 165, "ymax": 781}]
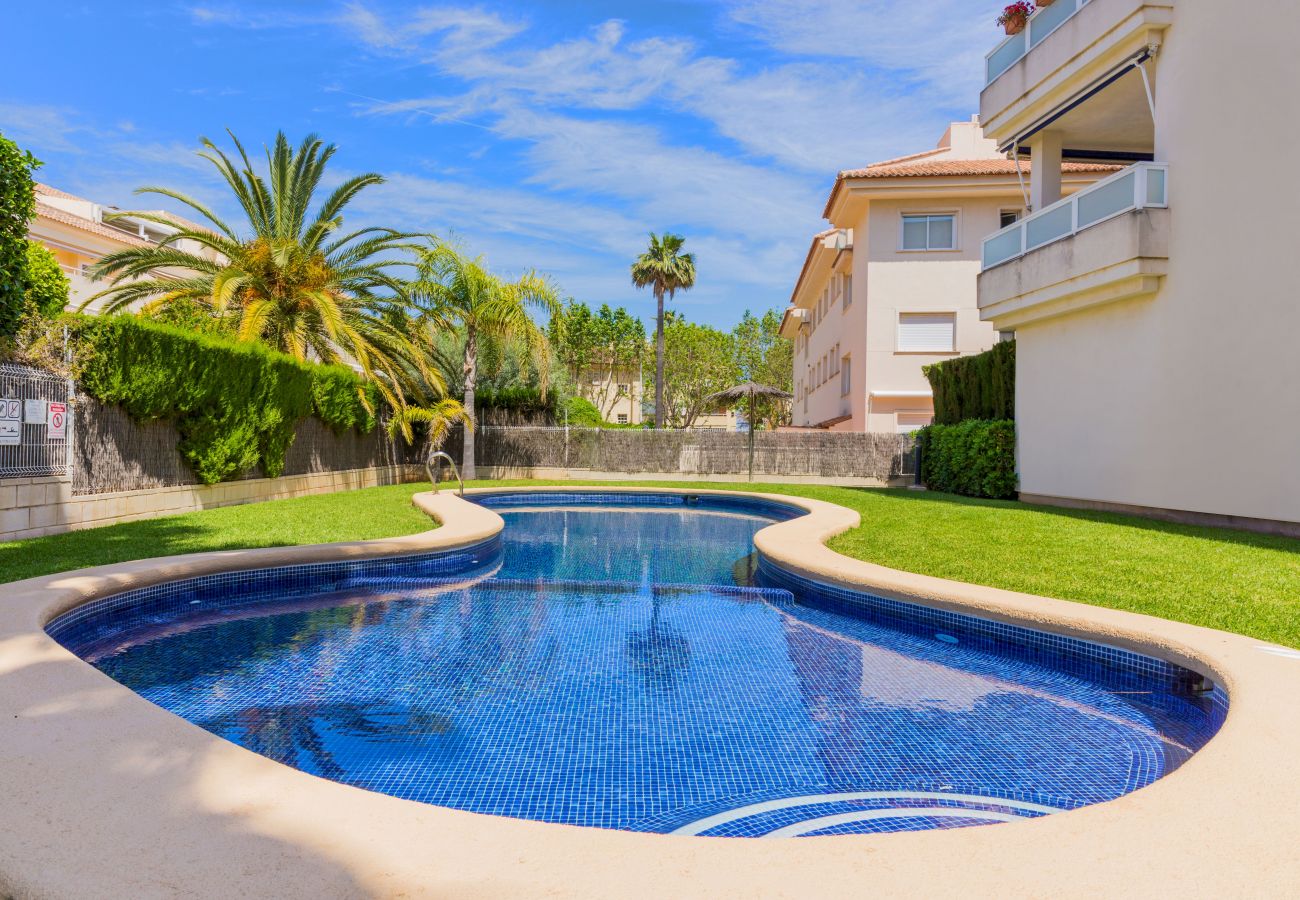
[{"xmin": 1, "ymin": 486, "xmax": 1297, "ymax": 897}]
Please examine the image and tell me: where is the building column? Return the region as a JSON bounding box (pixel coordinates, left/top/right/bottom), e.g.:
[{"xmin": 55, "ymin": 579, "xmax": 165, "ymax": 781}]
[{"xmin": 1027, "ymin": 130, "xmax": 1063, "ymax": 211}]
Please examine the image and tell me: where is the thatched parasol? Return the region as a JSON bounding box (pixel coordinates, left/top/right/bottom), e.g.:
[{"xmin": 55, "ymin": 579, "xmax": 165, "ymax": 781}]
[{"xmin": 704, "ymin": 382, "xmax": 793, "ymax": 480}]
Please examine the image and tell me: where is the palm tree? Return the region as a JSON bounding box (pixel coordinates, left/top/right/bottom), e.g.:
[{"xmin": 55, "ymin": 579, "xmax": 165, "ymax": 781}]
[
  {"xmin": 84, "ymin": 130, "xmax": 433, "ymax": 408},
  {"xmin": 412, "ymin": 240, "xmax": 559, "ymax": 479},
  {"xmin": 631, "ymin": 233, "xmax": 696, "ymax": 428}
]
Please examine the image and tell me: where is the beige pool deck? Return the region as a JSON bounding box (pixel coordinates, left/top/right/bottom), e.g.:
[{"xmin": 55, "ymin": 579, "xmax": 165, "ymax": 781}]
[{"xmin": 2, "ymin": 486, "xmax": 1298, "ymax": 898}]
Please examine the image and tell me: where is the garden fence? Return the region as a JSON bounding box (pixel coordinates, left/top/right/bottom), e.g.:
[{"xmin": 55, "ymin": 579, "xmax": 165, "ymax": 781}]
[
  {"xmin": 443, "ymin": 426, "xmax": 917, "ymax": 482},
  {"xmin": 0, "ymin": 363, "xmax": 72, "ymax": 479},
  {"xmin": 70, "ymin": 397, "xmax": 420, "ymax": 495}
]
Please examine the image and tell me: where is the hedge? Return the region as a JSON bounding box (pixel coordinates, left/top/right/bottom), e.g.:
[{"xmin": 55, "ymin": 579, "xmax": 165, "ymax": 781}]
[
  {"xmin": 68, "ymin": 315, "xmax": 379, "ymax": 484},
  {"xmin": 0, "ymin": 132, "xmax": 40, "ymax": 339},
  {"xmin": 924, "ymin": 340, "xmax": 1015, "ymax": 425},
  {"xmin": 25, "ymin": 241, "xmax": 69, "ymax": 318},
  {"xmin": 919, "ymin": 419, "xmax": 1018, "ymax": 499}
]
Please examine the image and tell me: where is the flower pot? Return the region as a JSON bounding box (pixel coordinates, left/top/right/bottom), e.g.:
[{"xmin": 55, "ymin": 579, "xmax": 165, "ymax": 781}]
[
  {"xmin": 1003, "ymin": 14, "xmax": 1027, "ymax": 35},
  {"xmin": 1037, "ymin": 0, "xmax": 1055, "ymax": 6}
]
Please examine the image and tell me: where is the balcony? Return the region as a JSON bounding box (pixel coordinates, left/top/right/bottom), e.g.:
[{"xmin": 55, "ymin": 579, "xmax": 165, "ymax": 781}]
[
  {"xmin": 986, "ymin": 0, "xmax": 1092, "ymax": 84},
  {"xmin": 980, "ymin": 0, "xmax": 1172, "ymax": 151},
  {"xmin": 978, "ymin": 163, "xmax": 1168, "ymax": 329},
  {"xmin": 983, "ymin": 162, "xmax": 1165, "ymax": 270}
]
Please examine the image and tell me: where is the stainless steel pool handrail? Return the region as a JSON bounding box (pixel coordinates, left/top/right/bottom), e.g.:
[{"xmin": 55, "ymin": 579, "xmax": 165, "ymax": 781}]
[{"xmin": 426, "ymin": 451, "xmax": 464, "ymax": 497}]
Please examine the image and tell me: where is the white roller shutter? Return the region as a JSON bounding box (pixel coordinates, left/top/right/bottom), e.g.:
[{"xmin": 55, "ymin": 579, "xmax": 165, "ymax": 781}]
[{"xmin": 897, "ymin": 313, "xmax": 955, "ymax": 352}]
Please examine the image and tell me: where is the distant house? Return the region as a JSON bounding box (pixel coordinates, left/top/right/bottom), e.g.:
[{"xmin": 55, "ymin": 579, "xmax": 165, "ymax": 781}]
[
  {"xmin": 780, "ymin": 119, "xmax": 1116, "ymax": 433},
  {"xmin": 28, "ymin": 183, "xmax": 216, "ymax": 314},
  {"xmin": 693, "ymin": 408, "xmax": 739, "ymax": 432},
  {"xmin": 580, "ymin": 366, "xmax": 643, "ymax": 426}
]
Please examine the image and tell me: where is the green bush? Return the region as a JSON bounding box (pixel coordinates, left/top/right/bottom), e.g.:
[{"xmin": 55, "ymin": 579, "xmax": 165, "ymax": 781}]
[
  {"xmin": 0, "ymin": 132, "xmax": 40, "ymax": 339},
  {"xmin": 556, "ymin": 395, "xmax": 603, "ymax": 428},
  {"xmin": 25, "ymin": 241, "xmax": 69, "ymax": 318},
  {"xmin": 69, "ymin": 315, "xmax": 377, "ymax": 484},
  {"xmin": 919, "ymin": 419, "xmax": 1018, "ymax": 499},
  {"xmin": 924, "ymin": 340, "xmax": 1015, "ymax": 425}
]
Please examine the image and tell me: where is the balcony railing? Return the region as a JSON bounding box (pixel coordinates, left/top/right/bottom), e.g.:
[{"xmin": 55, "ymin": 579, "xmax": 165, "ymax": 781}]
[
  {"xmin": 986, "ymin": 0, "xmax": 1092, "ymax": 84},
  {"xmin": 981, "ymin": 162, "xmax": 1168, "ymax": 270}
]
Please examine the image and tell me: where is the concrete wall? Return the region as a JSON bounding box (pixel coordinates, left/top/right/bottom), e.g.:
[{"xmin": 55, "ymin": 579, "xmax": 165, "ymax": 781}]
[
  {"xmin": 0, "ymin": 465, "xmax": 424, "ymax": 543},
  {"xmin": 992, "ymin": 0, "xmax": 1300, "ymax": 525}
]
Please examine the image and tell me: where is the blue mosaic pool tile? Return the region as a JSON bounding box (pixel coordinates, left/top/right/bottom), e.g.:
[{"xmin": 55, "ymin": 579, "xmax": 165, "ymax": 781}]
[{"xmin": 47, "ymin": 493, "xmax": 1228, "ymax": 839}]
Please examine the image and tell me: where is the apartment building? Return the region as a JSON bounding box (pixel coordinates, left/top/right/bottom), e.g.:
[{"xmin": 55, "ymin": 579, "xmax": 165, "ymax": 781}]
[
  {"xmin": 977, "ymin": 0, "xmax": 1299, "ymax": 532},
  {"xmin": 781, "ymin": 119, "xmax": 1115, "ymax": 433},
  {"xmin": 28, "ymin": 183, "xmax": 213, "ymax": 313}
]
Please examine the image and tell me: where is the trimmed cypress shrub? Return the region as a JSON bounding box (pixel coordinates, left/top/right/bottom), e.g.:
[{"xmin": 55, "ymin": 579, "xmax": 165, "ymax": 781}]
[
  {"xmin": 0, "ymin": 133, "xmax": 40, "ymax": 339},
  {"xmin": 68, "ymin": 315, "xmax": 378, "ymax": 484},
  {"xmin": 923, "ymin": 340, "xmax": 1015, "ymax": 425},
  {"xmin": 918, "ymin": 419, "xmax": 1017, "ymax": 499}
]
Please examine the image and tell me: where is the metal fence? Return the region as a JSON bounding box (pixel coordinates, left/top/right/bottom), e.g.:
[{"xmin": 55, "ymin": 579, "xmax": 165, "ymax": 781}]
[
  {"xmin": 0, "ymin": 363, "xmax": 72, "ymax": 478},
  {"xmin": 444, "ymin": 426, "xmax": 917, "ymax": 482}
]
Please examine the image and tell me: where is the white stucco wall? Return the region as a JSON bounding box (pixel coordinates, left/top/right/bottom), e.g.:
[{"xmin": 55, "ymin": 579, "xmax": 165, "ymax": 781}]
[
  {"xmin": 1008, "ymin": 0, "xmax": 1300, "ymax": 524},
  {"xmin": 861, "ymin": 198, "xmax": 1002, "ymax": 433}
]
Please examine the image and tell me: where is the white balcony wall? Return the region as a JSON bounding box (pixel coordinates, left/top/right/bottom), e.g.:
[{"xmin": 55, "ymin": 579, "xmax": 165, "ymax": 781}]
[{"xmin": 1007, "ymin": 0, "xmax": 1300, "ymax": 527}]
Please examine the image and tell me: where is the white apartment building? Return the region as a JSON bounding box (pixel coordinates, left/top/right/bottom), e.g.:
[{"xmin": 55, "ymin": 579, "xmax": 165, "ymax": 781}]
[
  {"xmin": 977, "ymin": 0, "xmax": 1300, "ymax": 533},
  {"xmin": 28, "ymin": 183, "xmax": 212, "ymax": 313},
  {"xmin": 781, "ymin": 119, "xmax": 1115, "ymax": 433}
]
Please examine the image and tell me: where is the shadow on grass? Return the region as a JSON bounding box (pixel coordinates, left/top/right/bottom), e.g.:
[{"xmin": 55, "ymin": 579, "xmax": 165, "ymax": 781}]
[
  {"xmin": 844, "ymin": 487, "xmax": 1300, "ymax": 554},
  {"xmin": 0, "ymin": 515, "xmax": 298, "ymax": 585}
]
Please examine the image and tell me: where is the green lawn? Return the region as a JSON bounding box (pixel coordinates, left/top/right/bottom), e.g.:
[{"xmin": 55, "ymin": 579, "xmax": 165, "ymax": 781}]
[{"xmin": 3, "ymin": 479, "xmax": 1297, "ymax": 648}]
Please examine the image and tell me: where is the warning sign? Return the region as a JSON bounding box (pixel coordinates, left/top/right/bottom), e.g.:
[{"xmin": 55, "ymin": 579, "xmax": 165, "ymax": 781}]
[
  {"xmin": 24, "ymin": 399, "xmax": 47, "ymax": 423},
  {"xmin": 48, "ymin": 402, "xmax": 68, "ymax": 439},
  {"xmin": 0, "ymin": 399, "xmax": 19, "ymax": 446}
]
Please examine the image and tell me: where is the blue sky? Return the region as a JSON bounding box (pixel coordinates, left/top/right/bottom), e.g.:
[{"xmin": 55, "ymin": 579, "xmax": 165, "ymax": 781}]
[{"xmin": 2, "ymin": 1, "xmax": 989, "ymax": 329}]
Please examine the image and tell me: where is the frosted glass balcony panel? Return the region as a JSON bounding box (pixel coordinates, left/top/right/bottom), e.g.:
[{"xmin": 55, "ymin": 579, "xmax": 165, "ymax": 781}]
[
  {"xmin": 1077, "ymin": 171, "xmax": 1136, "ymax": 228},
  {"xmin": 987, "ymin": 32, "xmax": 1027, "ymax": 82},
  {"xmin": 983, "ymin": 227, "xmax": 1024, "ymax": 269},
  {"xmin": 1025, "ymin": 204, "xmax": 1074, "ymax": 250},
  {"xmin": 1146, "ymin": 167, "xmax": 1167, "ymax": 205},
  {"xmin": 1030, "ymin": 0, "xmax": 1083, "ymax": 47}
]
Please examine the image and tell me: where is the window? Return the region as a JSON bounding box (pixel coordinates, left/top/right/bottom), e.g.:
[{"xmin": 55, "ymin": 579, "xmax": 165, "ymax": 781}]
[
  {"xmin": 840, "ymin": 355, "xmax": 851, "ymax": 396},
  {"xmin": 617, "ymin": 414, "xmax": 628, "ymax": 425},
  {"xmin": 896, "ymin": 412, "xmax": 933, "ymax": 434},
  {"xmin": 897, "ymin": 312, "xmax": 956, "ymax": 353},
  {"xmin": 999, "ymin": 209, "xmax": 1021, "ymax": 229},
  {"xmin": 617, "ymin": 383, "xmax": 630, "ymax": 395},
  {"xmin": 901, "ymin": 214, "xmax": 956, "ymax": 251},
  {"xmin": 842, "ymin": 273, "xmax": 853, "ymax": 310}
]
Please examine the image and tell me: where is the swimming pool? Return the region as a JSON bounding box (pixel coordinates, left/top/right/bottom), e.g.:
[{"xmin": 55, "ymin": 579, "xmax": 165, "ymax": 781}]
[{"xmin": 48, "ymin": 491, "xmax": 1226, "ymax": 838}]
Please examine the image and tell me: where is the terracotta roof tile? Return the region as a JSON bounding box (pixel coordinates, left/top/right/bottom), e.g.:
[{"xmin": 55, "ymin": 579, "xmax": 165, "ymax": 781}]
[
  {"xmin": 822, "ymin": 158, "xmax": 1124, "ymax": 218},
  {"xmin": 32, "ymin": 200, "xmax": 154, "ymax": 248},
  {"xmin": 34, "ymin": 183, "xmax": 86, "ymax": 201},
  {"xmin": 838, "ymin": 159, "xmax": 1123, "ymax": 178},
  {"xmin": 35, "ymin": 182, "xmax": 216, "ymax": 237}
]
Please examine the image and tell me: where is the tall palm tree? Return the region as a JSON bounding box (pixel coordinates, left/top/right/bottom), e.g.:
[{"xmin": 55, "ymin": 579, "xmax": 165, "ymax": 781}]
[
  {"xmin": 84, "ymin": 130, "xmax": 433, "ymax": 408},
  {"xmin": 412, "ymin": 240, "xmax": 559, "ymax": 479},
  {"xmin": 631, "ymin": 233, "xmax": 695, "ymax": 428}
]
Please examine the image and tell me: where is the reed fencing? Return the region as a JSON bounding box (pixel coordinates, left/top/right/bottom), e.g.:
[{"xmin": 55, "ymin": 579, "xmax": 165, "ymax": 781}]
[
  {"xmin": 441, "ymin": 426, "xmax": 917, "ymax": 482},
  {"xmin": 70, "ymin": 397, "xmax": 420, "ymax": 495}
]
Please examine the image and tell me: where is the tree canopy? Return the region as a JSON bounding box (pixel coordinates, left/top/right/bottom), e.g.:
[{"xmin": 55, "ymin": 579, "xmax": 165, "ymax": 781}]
[{"xmin": 549, "ymin": 299, "xmax": 646, "ymax": 419}]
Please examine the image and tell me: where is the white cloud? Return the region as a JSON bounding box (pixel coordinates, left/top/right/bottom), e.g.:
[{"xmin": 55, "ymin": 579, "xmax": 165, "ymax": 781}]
[
  {"xmin": 725, "ymin": 0, "xmax": 988, "ymax": 109},
  {"xmin": 0, "ymin": 102, "xmax": 91, "ymax": 154},
  {"xmin": 116, "ymin": 2, "xmax": 989, "ymax": 323}
]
